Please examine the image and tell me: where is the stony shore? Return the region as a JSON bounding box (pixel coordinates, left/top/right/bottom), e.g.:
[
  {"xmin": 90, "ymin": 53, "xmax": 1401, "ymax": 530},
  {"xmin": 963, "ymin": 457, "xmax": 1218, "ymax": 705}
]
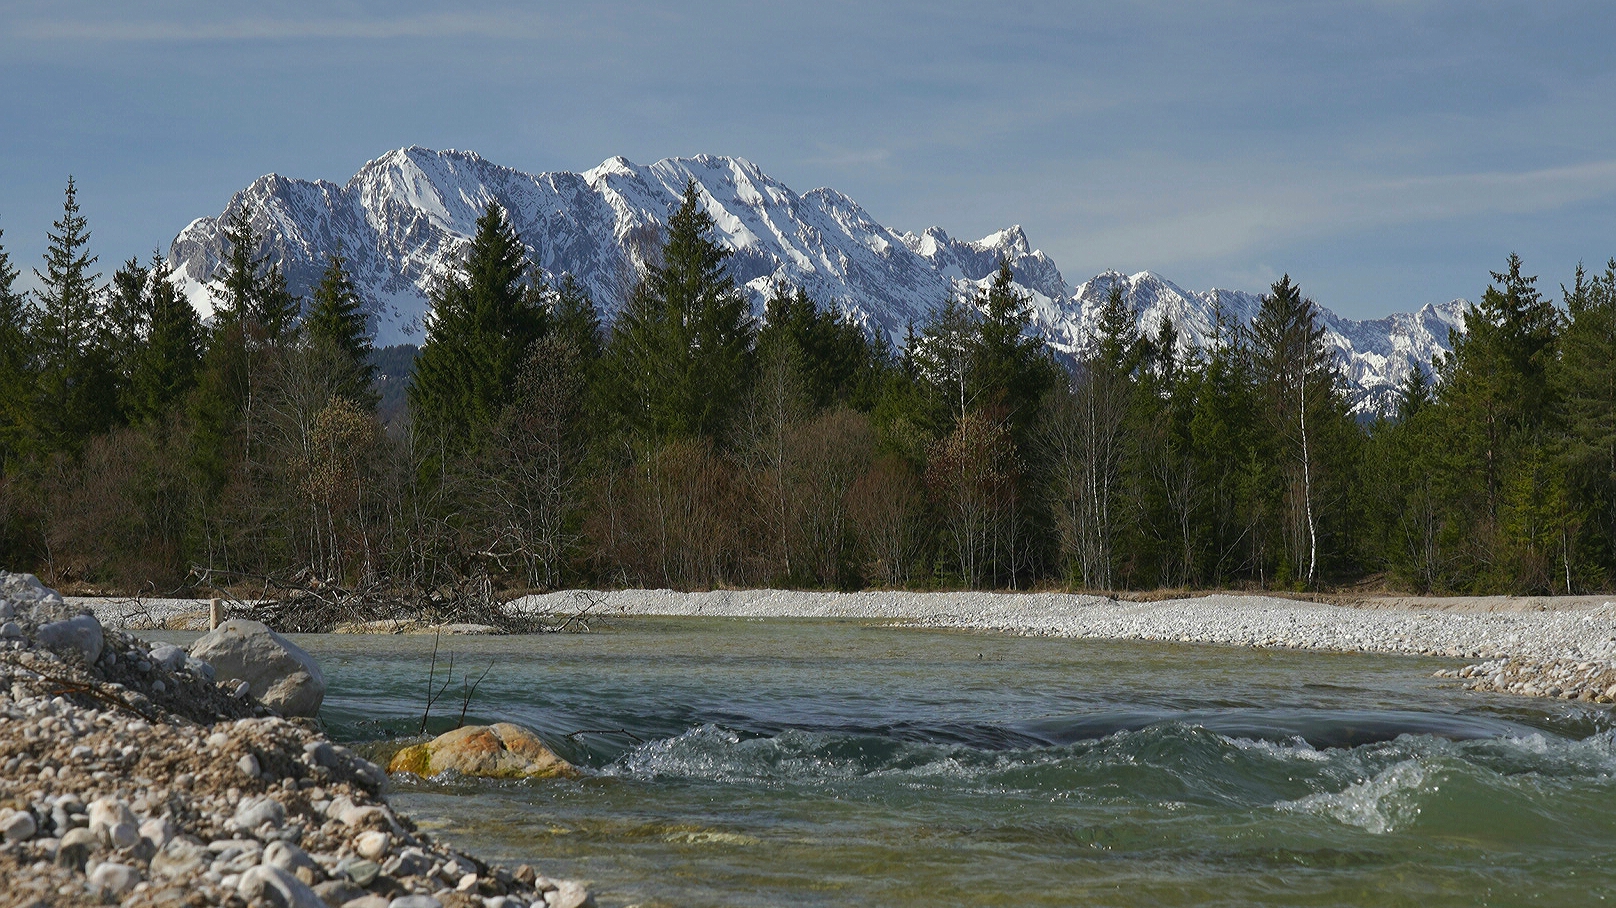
[
  {"xmin": 509, "ymin": 589, "xmax": 1616, "ymax": 703},
  {"xmin": 72, "ymin": 586, "xmax": 1616, "ymax": 704},
  {"xmin": 3, "ymin": 573, "xmax": 595, "ymax": 908}
]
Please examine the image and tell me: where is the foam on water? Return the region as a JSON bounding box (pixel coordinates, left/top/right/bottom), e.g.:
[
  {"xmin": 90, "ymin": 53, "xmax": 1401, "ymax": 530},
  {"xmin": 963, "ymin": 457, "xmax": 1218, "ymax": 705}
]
[
  {"xmin": 235, "ymin": 620, "xmax": 1616, "ymax": 907},
  {"xmin": 1282, "ymin": 759, "xmax": 1432, "ymax": 834}
]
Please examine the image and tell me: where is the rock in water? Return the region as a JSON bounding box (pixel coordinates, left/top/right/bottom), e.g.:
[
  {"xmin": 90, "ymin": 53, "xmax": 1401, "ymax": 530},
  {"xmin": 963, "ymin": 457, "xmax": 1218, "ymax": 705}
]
[
  {"xmin": 188, "ymin": 618, "xmax": 326, "ymax": 716},
  {"xmin": 387, "ymin": 722, "xmax": 576, "ymax": 779}
]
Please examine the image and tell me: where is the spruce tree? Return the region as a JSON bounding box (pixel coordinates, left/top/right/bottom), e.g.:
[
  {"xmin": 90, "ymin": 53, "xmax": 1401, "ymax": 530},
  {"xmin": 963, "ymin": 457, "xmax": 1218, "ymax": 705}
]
[
  {"xmin": 31, "ymin": 177, "xmax": 114, "ymax": 451},
  {"xmin": 1247, "ymin": 275, "xmax": 1344, "ymax": 586},
  {"xmin": 304, "ymin": 252, "xmax": 377, "ymax": 409},
  {"xmin": 972, "ymin": 259, "xmax": 1057, "ymax": 441},
  {"xmin": 1557, "ymin": 259, "xmax": 1616, "ymax": 582},
  {"xmin": 1436, "ymin": 254, "xmax": 1560, "ymax": 524},
  {"xmin": 129, "ymin": 254, "xmax": 204, "ymax": 424},
  {"xmin": 409, "ymin": 202, "xmax": 548, "ymax": 450},
  {"xmin": 257, "ymin": 263, "xmax": 302, "ymax": 342},
  {"xmin": 0, "ymin": 225, "xmax": 31, "ymax": 471},
  {"xmin": 211, "ymin": 206, "xmax": 267, "ymax": 329},
  {"xmin": 600, "ymin": 181, "xmax": 754, "ymax": 443},
  {"xmin": 105, "ymin": 257, "xmax": 151, "ymax": 419},
  {"xmin": 551, "ymin": 273, "xmax": 603, "ymax": 365},
  {"xmin": 756, "ymin": 283, "xmax": 878, "ymax": 411}
]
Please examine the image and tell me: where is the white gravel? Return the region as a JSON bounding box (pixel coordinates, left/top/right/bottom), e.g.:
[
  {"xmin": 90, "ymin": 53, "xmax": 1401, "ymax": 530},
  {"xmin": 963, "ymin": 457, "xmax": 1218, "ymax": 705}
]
[
  {"xmin": 513, "ymin": 588, "xmax": 1616, "ymax": 661},
  {"xmin": 79, "ymin": 588, "xmax": 1616, "ymax": 702}
]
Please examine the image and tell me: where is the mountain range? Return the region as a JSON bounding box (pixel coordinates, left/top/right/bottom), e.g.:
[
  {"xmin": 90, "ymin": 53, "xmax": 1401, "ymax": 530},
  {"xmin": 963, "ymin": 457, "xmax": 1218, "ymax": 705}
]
[{"xmin": 166, "ymin": 146, "xmax": 1468, "ymax": 415}]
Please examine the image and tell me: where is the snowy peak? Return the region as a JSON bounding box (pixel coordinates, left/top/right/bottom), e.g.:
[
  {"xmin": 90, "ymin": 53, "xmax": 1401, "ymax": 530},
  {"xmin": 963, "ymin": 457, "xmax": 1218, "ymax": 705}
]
[{"xmin": 167, "ymin": 146, "xmax": 1465, "ymax": 414}]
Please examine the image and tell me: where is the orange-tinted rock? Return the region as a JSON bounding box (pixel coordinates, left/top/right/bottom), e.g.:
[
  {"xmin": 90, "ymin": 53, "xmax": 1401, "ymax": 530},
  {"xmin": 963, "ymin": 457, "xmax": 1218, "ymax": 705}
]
[{"xmin": 387, "ymin": 723, "xmax": 576, "ymax": 779}]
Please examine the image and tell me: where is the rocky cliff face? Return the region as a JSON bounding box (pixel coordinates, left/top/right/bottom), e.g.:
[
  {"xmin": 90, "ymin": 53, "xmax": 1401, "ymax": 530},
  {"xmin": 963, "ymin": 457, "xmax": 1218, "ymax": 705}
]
[{"xmin": 169, "ymin": 146, "xmax": 1466, "ymax": 414}]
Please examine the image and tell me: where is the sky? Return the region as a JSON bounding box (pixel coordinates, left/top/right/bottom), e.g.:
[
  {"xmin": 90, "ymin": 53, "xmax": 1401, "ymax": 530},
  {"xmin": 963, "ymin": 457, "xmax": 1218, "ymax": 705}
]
[{"xmin": 3, "ymin": 0, "xmax": 1615, "ymax": 319}]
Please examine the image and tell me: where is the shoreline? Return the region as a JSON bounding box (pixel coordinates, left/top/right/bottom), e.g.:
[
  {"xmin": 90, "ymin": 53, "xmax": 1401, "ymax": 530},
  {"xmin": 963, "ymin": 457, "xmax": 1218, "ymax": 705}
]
[
  {"xmin": 75, "ymin": 588, "xmax": 1616, "ymax": 703},
  {"xmin": 3, "ymin": 573, "xmax": 595, "ymax": 908}
]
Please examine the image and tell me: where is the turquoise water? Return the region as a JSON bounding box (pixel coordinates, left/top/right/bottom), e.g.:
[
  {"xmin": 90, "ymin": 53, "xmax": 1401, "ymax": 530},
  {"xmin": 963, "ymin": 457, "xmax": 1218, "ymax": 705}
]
[{"xmin": 259, "ymin": 620, "xmax": 1616, "ymax": 906}]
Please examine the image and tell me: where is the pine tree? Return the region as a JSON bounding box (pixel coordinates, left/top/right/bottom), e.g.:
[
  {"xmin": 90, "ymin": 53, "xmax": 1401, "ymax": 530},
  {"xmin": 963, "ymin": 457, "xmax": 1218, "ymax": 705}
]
[
  {"xmin": 1247, "ymin": 275, "xmax": 1343, "ymax": 586},
  {"xmin": 0, "ymin": 225, "xmax": 31, "ymax": 472},
  {"xmin": 600, "ymin": 181, "xmax": 754, "ymax": 443},
  {"xmin": 755, "ymin": 283, "xmax": 877, "ymax": 411},
  {"xmin": 551, "ymin": 273, "xmax": 602, "ymax": 365},
  {"xmin": 105, "ymin": 257, "xmax": 152, "ymax": 420},
  {"xmin": 1434, "ymin": 253, "xmax": 1561, "ymax": 545},
  {"xmin": 304, "ymin": 252, "xmax": 377, "ymax": 409},
  {"xmin": 971, "ymin": 259, "xmax": 1057, "ymax": 442},
  {"xmin": 409, "ymin": 202, "xmax": 548, "ymax": 450},
  {"xmin": 128, "ymin": 254, "xmax": 204, "ymax": 424},
  {"xmin": 1556, "ymin": 259, "xmax": 1616, "ymax": 584},
  {"xmin": 211, "ymin": 207, "xmax": 268, "ymax": 329},
  {"xmin": 31, "ymin": 177, "xmax": 114, "ymax": 451},
  {"xmin": 257, "ymin": 264, "xmax": 302, "ymax": 342}
]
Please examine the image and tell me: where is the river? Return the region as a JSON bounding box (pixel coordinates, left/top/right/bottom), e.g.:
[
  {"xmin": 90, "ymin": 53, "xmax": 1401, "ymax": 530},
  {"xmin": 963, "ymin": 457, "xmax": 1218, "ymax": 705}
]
[{"xmin": 265, "ymin": 618, "xmax": 1616, "ymax": 906}]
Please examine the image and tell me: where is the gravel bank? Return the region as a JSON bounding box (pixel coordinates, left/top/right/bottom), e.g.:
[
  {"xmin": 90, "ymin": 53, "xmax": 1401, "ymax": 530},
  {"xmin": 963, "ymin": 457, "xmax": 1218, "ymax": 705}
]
[
  {"xmin": 74, "ymin": 587, "xmax": 1616, "ymax": 703},
  {"xmin": 511, "ymin": 589, "xmax": 1616, "ymax": 703},
  {"xmin": 3, "ymin": 573, "xmax": 595, "ymax": 908}
]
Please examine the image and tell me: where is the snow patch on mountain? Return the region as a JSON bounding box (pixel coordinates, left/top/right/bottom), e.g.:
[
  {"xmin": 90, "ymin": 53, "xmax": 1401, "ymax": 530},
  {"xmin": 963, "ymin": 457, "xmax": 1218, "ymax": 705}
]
[{"xmin": 168, "ymin": 146, "xmax": 1466, "ymax": 415}]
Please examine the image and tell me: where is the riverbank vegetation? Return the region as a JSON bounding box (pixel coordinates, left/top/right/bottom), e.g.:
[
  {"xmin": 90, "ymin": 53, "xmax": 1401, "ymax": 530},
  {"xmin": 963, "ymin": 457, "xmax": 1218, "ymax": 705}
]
[{"xmin": 1, "ymin": 179, "xmax": 1613, "ymax": 596}]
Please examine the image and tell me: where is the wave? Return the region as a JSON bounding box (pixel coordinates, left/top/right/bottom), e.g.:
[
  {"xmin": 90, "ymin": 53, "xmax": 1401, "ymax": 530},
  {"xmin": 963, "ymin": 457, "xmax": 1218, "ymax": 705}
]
[{"xmin": 599, "ymin": 716, "xmax": 1616, "ymax": 836}]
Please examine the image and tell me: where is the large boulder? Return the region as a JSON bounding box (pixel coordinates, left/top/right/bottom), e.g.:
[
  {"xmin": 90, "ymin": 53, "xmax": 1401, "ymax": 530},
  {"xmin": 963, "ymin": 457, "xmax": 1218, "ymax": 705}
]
[
  {"xmin": 387, "ymin": 723, "xmax": 576, "ymax": 779},
  {"xmin": 189, "ymin": 619, "xmax": 325, "ymax": 717},
  {"xmin": 0, "ymin": 571, "xmax": 103, "ymax": 663}
]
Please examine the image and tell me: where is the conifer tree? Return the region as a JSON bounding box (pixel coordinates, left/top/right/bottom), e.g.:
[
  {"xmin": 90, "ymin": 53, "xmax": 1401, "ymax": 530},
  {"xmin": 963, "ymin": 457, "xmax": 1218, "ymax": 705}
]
[
  {"xmin": 972, "ymin": 259, "xmax": 1058, "ymax": 442},
  {"xmin": 1435, "ymin": 254, "xmax": 1560, "ymax": 531},
  {"xmin": 1248, "ymin": 275, "xmax": 1342, "ymax": 586},
  {"xmin": 1557, "ymin": 259, "xmax": 1616, "ymax": 582},
  {"xmin": 31, "ymin": 177, "xmax": 114, "ymax": 451},
  {"xmin": 600, "ymin": 181, "xmax": 753, "ymax": 443},
  {"xmin": 128, "ymin": 254, "xmax": 204, "ymax": 424},
  {"xmin": 0, "ymin": 225, "xmax": 31, "ymax": 471},
  {"xmin": 756, "ymin": 284, "xmax": 877, "ymax": 411},
  {"xmin": 211, "ymin": 207, "xmax": 268, "ymax": 329},
  {"xmin": 105, "ymin": 257, "xmax": 152, "ymax": 419},
  {"xmin": 551, "ymin": 273, "xmax": 603, "ymax": 366},
  {"xmin": 257, "ymin": 264, "xmax": 302, "ymax": 343},
  {"xmin": 304, "ymin": 252, "xmax": 377, "ymax": 409},
  {"xmin": 409, "ymin": 202, "xmax": 548, "ymax": 450}
]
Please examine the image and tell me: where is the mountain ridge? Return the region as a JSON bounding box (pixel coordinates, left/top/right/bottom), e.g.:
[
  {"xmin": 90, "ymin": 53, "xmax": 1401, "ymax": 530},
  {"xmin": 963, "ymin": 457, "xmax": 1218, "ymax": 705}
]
[{"xmin": 167, "ymin": 146, "xmax": 1467, "ymax": 414}]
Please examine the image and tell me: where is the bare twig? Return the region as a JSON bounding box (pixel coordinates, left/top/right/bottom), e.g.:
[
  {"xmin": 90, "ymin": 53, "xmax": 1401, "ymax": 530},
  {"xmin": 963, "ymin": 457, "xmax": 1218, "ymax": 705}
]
[{"xmin": 456, "ymin": 660, "xmax": 495, "ymax": 730}]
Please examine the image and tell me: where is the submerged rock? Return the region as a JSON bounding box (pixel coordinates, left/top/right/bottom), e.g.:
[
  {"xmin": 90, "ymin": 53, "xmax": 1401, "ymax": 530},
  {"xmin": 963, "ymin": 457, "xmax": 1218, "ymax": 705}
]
[
  {"xmin": 387, "ymin": 722, "xmax": 577, "ymax": 779},
  {"xmin": 188, "ymin": 618, "xmax": 326, "ymax": 716}
]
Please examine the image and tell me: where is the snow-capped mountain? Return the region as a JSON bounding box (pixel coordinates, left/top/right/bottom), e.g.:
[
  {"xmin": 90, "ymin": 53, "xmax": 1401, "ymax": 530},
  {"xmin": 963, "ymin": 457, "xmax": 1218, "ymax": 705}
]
[{"xmin": 168, "ymin": 146, "xmax": 1466, "ymax": 414}]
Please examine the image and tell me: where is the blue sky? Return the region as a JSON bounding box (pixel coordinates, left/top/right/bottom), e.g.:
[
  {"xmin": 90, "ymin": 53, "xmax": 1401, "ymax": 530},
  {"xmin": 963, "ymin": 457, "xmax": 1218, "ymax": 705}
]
[{"xmin": 3, "ymin": 1, "xmax": 1615, "ymax": 319}]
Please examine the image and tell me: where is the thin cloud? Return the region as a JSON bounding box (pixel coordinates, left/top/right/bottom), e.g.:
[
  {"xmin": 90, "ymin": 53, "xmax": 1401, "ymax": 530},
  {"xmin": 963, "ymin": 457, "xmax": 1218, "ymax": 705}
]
[
  {"xmin": 16, "ymin": 13, "xmax": 544, "ymax": 43},
  {"xmin": 802, "ymin": 146, "xmax": 892, "ymax": 168},
  {"xmin": 1057, "ymin": 158, "xmax": 1616, "ymax": 270}
]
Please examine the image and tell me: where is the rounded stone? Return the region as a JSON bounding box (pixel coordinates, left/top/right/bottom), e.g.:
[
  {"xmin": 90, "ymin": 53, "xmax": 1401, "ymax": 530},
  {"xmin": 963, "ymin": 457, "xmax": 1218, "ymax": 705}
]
[
  {"xmin": 189, "ymin": 618, "xmax": 326, "ymax": 717},
  {"xmin": 387, "ymin": 723, "xmax": 576, "ymax": 780},
  {"xmin": 0, "ymin": 808, "xmax": 36, "ymax": 843},
  {"xmin": 355, "ymin": 830, "xmax": 390, "ymax": 860},
  {"xmin": 89, "ymin": 861, "xmax": 141, "ymax": 898}
]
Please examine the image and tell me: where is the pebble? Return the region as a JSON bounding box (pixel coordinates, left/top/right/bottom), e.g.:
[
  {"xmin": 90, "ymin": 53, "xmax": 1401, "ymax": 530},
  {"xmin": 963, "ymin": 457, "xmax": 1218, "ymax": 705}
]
[
  {"xmin": 238, "ymin": 864, "xmax": 325, "ymax": 908},
  {"xmin": 509, "ymin": 589, "xmax": 1616, "ymax": 706},
  {"xmin": 237, "ymin": 752, "xmax": 261, "ymax": 778},
  {"xmin": 0, "ymin": 807, "xmax": 36, "ymax": 842},
  {"xmin": 388, "ymin": 895, "xmax": 444, "ymax": 908},
  {"xmin": 356, "ymin": 829, "xmax": 391, "ymax": 859},
  {"xmin": 89, "ymin": 860, "xmax": 141, "ymax": 897}
]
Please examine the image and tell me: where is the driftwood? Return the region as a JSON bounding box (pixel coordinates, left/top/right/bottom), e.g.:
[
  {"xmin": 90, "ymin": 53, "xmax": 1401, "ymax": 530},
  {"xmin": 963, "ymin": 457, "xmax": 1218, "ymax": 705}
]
[{"xmin": 186, "ymin": 566, "xmax": 608, "ymax": 635}]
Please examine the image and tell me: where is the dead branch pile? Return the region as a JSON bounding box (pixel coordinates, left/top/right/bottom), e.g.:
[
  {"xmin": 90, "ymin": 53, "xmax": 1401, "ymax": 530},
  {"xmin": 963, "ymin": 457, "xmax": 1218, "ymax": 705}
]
[{"xmin": 190, "ymin": 567, "xmax": 606, "ymax": 635}]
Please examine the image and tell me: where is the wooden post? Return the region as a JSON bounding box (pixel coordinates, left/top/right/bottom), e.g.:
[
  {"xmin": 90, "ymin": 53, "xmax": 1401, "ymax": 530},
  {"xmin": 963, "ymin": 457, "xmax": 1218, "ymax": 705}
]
[{"xmin": 209, "ymin": 598, "xmax": 222, "ymax": 630}]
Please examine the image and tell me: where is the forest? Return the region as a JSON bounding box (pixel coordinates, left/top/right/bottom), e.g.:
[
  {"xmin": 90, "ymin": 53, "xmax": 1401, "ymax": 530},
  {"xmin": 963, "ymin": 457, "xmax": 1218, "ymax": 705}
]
[{"xmin": 1, "ymin": 178, "xmax": 1613, "ymax": 599}]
